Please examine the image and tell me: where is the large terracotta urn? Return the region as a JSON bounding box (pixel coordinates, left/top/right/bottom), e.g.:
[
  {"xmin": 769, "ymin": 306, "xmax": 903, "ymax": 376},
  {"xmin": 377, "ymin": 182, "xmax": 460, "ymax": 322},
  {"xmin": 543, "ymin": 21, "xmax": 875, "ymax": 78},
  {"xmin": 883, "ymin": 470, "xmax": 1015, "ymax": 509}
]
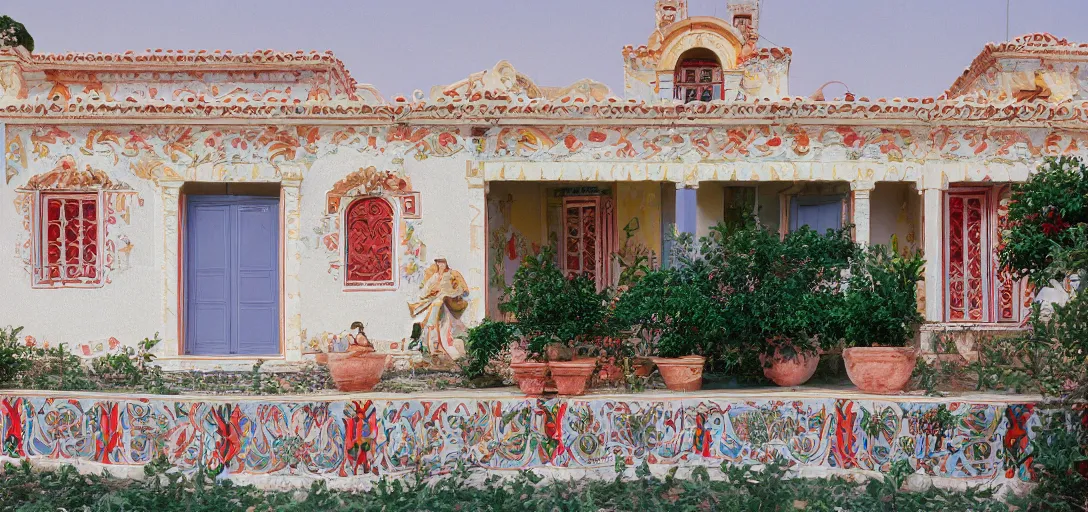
[
  {"xmin": 510, "ymin": 361, "xmax": 549, "ymax": 396},
  {"xmin": 760, "ymin": 350, "xmax": 820, "ymax": 387},
  {"xmin": 650, "ymin": 356, "xmax": 705, "ymax": 391},
  {"xmin": 548, "ymin": 358, "xmax": 597, "ymax": 396},
  {"xmin": 327, "ymin": 348, "xmax": 389, "ymax": 392},
  {"xmin": 843, "ymin": 347, "xmax": 917, "ymax": 394}
]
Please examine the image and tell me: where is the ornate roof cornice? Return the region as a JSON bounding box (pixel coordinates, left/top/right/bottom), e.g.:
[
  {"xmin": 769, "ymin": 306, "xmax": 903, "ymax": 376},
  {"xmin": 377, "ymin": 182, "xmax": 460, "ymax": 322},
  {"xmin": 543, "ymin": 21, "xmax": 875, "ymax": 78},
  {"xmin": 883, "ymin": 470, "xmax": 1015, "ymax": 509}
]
[
  {"xmin": 944, "ymin": 33, "xmax": 1088, "ymax": 99},
  {"xmin": 3, "ymin": 96, "xmax": 1088, "ymax": 128}
]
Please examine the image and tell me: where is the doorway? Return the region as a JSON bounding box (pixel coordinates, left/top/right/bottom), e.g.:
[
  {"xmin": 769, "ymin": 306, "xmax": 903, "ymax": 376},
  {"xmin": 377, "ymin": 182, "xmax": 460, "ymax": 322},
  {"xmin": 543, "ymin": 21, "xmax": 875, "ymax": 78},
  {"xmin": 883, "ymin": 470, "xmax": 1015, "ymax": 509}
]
[{"xmin": 184, "ymin": 186, "xmax": 281, "ymax": 356}]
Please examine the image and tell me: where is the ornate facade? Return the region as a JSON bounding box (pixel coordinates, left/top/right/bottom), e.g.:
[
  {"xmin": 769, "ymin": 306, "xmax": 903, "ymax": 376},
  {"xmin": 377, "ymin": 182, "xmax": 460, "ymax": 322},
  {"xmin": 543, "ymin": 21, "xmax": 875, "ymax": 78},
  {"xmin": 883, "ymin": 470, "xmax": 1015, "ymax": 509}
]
[{"xmin": 2, "ymin": 2, "xmax": 1087, "ymax": 366}]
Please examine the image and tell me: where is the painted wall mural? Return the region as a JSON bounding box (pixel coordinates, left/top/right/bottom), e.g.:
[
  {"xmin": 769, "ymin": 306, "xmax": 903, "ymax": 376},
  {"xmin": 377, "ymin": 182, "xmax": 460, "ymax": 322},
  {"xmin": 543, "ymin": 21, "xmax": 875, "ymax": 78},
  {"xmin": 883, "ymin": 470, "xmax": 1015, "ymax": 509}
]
[{"xmin": 0, "ymin": 394, "xmax": 1043, "ymax": 482}]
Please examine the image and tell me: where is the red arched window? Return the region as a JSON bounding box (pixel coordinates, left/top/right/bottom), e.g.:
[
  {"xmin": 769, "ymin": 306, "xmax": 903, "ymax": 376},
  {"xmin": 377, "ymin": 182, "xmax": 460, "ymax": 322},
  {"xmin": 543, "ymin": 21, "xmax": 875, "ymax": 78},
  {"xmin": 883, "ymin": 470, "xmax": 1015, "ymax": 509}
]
[
  {"xmin": 345, "ymin": 197, "xmax": 395, "ymax": 287},
  {"xmin": 673, "ymin": 48, "xmax": 724, "ymax": 103}
]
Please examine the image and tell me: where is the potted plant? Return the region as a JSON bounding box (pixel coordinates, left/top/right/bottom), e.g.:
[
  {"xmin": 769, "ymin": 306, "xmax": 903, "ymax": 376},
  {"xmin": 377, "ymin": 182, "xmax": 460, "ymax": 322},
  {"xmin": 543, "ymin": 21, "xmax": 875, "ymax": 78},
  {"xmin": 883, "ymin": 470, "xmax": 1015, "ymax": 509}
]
[
  {"xmin": 614, "ymin": 237, "xmax": 724, "ymax": 391},
  {"xmin": 326, "ymin": 321, "xmax": 389, "ymax": 392},
  {"xmin": 709, "ymin": 222, "xmax": 856, "ymax": 387},
  {"xmin": 501, "ymin": 248, "xmax": 611, "ymax": 396},
  {"xmin": 839, "ymin": 242, "xmax": 925, "ymax": 394}
]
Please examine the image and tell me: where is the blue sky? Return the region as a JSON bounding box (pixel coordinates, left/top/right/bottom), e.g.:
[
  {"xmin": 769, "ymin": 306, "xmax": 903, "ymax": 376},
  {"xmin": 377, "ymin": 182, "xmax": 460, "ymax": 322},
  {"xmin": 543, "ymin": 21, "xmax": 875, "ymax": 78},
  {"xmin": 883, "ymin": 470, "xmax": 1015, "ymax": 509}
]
[{"xmin": 7, "ymin": 0, "xmax": 1087, "ymax": 100}]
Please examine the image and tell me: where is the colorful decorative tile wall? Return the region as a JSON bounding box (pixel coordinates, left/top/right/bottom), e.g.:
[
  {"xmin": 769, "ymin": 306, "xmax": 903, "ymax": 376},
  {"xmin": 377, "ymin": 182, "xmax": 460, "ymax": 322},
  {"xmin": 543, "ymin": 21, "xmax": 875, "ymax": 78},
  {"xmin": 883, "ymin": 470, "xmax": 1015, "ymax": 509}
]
[{"xmin": 0, "ymin": 394, "xmax": 1041, "ymax": 482}]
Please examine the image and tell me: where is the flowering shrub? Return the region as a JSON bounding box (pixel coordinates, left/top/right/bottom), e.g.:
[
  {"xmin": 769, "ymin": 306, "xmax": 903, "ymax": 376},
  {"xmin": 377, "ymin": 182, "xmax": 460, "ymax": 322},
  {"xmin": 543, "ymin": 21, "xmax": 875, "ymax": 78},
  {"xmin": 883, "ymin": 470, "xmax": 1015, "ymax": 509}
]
[{"xmin": 1000, "ymin": 156, "xmax": 1088, "ymax": 285}]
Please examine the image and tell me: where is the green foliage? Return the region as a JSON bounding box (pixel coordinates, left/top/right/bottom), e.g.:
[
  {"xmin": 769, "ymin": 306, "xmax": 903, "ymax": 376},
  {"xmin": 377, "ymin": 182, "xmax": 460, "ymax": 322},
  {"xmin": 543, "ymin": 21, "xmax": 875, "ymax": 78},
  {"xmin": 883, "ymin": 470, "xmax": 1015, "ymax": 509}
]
[
  {"xmin": 0, "ymin": 454, "xmax": 1014, "ymax": 512},
  {"xmin": 0, "ymin": 326, "xmax": 30, "ymax": 384},
  {"xmin": 707, "ymin": 221, "xmax": 858, "ymax": 363},
  {"xmin": 613, "ymin": 260, "xmax": 724, "ymax": 359},
  {"xmin": 500, "ymin": 246, "xmax": 615, "ymax": 357},
  {"xmin": 839, "ymin": 243, "xmax": 925, "ymax": 347},
  {"xmin": 461, "ymin": 319, "xmax": 517, "ymax": 379},
  {"xmin": 0, "ymin": 16, "xmax": 33, "ymax": 52},
  {"xmin": 967, "ymin": 295, "xmax": 1088, "ymax": 397},
  {"xmin": 1000, "ymin": 156, "xmax": 1088, "ymax": 286}
]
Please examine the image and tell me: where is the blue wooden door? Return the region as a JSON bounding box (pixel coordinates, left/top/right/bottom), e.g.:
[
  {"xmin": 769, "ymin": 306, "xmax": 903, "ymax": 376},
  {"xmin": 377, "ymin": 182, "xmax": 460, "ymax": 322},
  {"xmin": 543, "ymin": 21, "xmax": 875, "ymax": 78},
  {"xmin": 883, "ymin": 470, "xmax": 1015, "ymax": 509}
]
[
  {"xmin": 790, "ymin": 196, "xmax": 844, "ymax": 235},
  {"xmin": 185, "ymin": 196, "xmax": 280, "ymax": 355}
]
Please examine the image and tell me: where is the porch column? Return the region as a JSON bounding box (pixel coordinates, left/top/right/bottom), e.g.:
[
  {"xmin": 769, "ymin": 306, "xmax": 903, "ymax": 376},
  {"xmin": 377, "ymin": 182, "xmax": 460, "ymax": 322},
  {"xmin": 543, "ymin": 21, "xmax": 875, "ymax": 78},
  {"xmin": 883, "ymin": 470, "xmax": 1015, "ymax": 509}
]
[
  {"xmin": 465, "ymin": 162, "xmax": 487, "ymax": 326},
  {"xmin": 922, "ymin": 185, "xmax": 945, "ymax": 323},
  {"xmin": 851, "ymin": 181, "xmax": 874, "ymax": 245},
  {"xmin": 281, "ymin": 177, "xmax": 304, "ymax": 362},
  {"xmin": 159, "ymin": 179, "xmax": 184, "ymax": 358},
  {"xmin": 675, "ymin": 184, "xmax": 698, "ymax": 236}
]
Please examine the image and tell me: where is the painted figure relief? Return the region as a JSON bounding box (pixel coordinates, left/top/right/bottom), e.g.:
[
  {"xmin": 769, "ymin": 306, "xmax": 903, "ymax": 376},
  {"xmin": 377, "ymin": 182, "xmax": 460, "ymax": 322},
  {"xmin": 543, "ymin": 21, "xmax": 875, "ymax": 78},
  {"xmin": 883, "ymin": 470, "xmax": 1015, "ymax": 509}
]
[{"xmin": 408, "ymin": 258, "xmax": 469, "ymax": 360}]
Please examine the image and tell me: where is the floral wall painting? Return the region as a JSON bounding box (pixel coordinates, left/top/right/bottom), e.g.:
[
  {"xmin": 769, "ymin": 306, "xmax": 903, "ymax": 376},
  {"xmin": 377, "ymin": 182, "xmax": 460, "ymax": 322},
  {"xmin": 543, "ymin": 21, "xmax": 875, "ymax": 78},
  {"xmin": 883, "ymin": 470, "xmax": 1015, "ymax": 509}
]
[
  {"xmin": 0, "ymin": 393, "xmax": 1043, "ymax": 486},
  {"xmin": 407, "ymin": 258, "xmax": 469, "ymax": 361}
]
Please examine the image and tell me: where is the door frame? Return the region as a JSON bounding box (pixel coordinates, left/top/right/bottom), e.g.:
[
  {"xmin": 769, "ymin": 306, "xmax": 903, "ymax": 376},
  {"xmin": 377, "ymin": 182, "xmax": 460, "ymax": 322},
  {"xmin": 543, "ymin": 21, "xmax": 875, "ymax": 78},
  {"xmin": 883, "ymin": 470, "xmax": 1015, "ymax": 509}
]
[{"xmin": 178, "ymin": 188, "xmax": 286, "ymax": 358}]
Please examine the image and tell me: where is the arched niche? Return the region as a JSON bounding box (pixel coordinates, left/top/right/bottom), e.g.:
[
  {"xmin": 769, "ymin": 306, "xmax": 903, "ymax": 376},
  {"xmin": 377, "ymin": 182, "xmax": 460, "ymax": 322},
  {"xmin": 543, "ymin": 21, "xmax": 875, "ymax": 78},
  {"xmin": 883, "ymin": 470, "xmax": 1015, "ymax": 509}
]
[{"xmin": 656, "ymin": 17, "xmax": 744, "ymax": 73}]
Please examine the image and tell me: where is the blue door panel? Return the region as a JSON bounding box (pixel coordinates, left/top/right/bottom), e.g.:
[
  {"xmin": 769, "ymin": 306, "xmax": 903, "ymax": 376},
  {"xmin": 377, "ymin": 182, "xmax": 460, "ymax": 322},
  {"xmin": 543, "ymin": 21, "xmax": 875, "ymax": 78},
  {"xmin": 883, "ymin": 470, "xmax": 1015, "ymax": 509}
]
[
  {"xmin": 231, "ymin": 201, "xmax": 279, "ymax": 356},
  {"xmin": 185, "ymin": 195, "xmax": 279, "ymax": 356},
  {"xmin": 790, "ymin": 196, "xmax": 844, "ymax": 235}
]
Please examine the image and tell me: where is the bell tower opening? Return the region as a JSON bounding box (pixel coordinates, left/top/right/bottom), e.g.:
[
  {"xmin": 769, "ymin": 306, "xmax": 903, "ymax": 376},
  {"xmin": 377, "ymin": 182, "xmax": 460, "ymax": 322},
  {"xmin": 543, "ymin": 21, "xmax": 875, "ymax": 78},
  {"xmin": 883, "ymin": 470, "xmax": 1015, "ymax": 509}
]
[{"xmin": 673, "ymin": 48, "xmax": 723, "ymax": 102}]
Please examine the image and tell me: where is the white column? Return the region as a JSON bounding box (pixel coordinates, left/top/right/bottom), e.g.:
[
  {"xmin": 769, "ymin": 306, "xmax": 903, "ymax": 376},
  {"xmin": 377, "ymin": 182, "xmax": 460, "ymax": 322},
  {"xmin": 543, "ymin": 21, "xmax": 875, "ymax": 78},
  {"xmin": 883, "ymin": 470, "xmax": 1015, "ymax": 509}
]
[
  {"xmin": 281, "ymin": 177, "xmax": 304, "ymax": 361},
  {"xmin": 922, "ymin": 186, "xmax": 944, "ymax": 323},
  {"xmin": 465, "ymin": 161, "xmax": 487, "ymax": 326},
  {"xmin": 851, "ymin": 181, "xmax": 874, "ymax": 245},
  {"xmin": 159, "ymin": 180, "xmax": 183, "ymax": 358}
]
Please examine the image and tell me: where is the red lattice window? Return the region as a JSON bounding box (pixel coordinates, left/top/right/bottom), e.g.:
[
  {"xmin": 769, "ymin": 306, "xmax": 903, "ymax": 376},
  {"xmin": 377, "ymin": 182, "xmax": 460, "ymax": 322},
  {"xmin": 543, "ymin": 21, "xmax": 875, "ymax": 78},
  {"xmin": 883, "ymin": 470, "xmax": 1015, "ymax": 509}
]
[
  {"xmin": 944, "ymin": 187, "xmax": 1026, "ymax": 323},
  {"xmin": 674, "ymin": 59, "xmax": 724, "ymax": 103},
  {"xmin": 36, "ymin": 193, "xmax": 101, "ymax": 287},
  {"xmin": 345, "ymin": 197, "xmax": 395, "ymax": 287},
  {"xmin": 560, "ymin": 196, "xmax": 616, "ymax": 290}
]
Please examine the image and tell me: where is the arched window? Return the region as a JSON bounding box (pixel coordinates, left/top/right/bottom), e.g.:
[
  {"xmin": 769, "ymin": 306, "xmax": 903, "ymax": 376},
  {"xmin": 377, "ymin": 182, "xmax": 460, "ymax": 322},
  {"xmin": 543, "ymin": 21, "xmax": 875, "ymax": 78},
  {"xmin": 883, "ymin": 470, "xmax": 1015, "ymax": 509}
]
[
  {"xmin": 674, "ymin": 48, "xmax": 724, "ymax": 103},
  {"xmin": 345, "ymin": 197, "xmax": 395, "ymax": 287}
]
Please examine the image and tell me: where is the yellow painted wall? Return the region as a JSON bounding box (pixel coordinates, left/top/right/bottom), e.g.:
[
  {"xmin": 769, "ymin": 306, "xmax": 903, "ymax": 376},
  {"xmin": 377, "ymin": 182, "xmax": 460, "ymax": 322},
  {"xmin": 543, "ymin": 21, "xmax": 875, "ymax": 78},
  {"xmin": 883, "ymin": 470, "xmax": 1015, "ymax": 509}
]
[
  {"xmin": 696, "ymin": 185, "xmax": 724, "ymax": 237},
  {"xmin": 871, "ymin": 182, "xmax": 921, "ymax": 252},
  {"xmin": 616, "ymin": 182, "xmax": 663, "ymax": 259}
]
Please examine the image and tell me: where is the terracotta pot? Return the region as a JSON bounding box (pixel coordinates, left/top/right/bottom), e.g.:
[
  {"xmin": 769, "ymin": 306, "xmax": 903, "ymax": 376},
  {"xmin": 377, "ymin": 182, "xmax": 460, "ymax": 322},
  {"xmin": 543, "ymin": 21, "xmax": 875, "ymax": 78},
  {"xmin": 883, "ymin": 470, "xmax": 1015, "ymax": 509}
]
[
  {"xmin": 843, "ymin": 346, "xmax": 918, "ymax": 394},
  {"xmin": 760, "ymin": 350, "xmax": 820, "ymax": 387},
  {"xmin": 326, "ymin": 351, "xmax": 389, "ymax": 392},
  {"xmin": 548, "ymin": 358, "xmax": 597, "ymax": 396},
  {"xmin": 651, "ymin": 356, "xmax": 705, "ymax": 391},
  {"xmin": 632, "ymin": 358, "xmax": 655, "ymax": 378},
  {"xmin": 510, "ymin": 361, "xmax": 549, "ymax": 396},
  {"xmin": 314, "ymin": 352, "xmax": 329, "ymax": 366}
]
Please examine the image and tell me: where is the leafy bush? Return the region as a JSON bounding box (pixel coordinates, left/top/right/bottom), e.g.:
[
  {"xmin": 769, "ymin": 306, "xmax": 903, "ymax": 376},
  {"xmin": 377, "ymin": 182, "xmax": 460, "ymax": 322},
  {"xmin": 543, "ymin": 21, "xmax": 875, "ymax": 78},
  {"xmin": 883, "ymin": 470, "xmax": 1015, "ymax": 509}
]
[
  {"xmin": 0, "ymin": 454, "xmax": 1013, "ymax": 512},
  {"xmin": 500, "ymin": 246, "xmax": 615, "ymax": 358},
  {"xmin": 0, "ymin": 16, "xmax": 33, "ymax": 52},
  {"xmin": 1000, "ymin": 156, "xmax": 1088, "ymax": 285},
  {"xmin": 462, "ymin": 319, "xmax": 517, "ymax": 379},
  {"xmin": 613, "ymin": 263, "xmax": 724, "ymax": 359},
  {"xmin": 0, "ymin": 326, "xmax": 30, "ymax": 385},
  {"xmin": 839, "ymin": 243, "xmax": 925, "ymax": 347},
  {"xmin": 707, "ymin": 222, "xmax": 857, "ymax": 363}
]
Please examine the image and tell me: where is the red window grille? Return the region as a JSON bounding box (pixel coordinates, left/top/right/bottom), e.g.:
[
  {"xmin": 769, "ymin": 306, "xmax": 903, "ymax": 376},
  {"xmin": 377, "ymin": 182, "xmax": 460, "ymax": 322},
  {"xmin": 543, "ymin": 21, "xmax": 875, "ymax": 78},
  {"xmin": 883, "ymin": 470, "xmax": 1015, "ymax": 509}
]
[
  {"xmin": 37, "ymin": 193, "xmax": 101, "ymax": 287},
  {"xmin": 345, "ymin": 197, "xmax": 395, "ymax": 287},
  {"xmin": 944, "ymin": 187, "xmax": 1026, "ymax": 323},
  {"xmin": 559, "ymin": 196, "xmax": 616, "ymax": 290},
  {"xmin": 674, "ymin": 59, "xmax": 724, "ymax": 103}
]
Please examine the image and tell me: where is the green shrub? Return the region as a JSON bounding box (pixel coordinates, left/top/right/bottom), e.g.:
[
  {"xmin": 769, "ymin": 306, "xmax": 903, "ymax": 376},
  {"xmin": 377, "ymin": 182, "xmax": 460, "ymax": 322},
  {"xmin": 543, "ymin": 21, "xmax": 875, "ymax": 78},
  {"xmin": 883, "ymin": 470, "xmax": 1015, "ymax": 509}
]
[
  {"xmin": 0, "ymin": 16, "xmax": 33, "ymax": 52},
  {"xmin": 462, "ymin": 319, "xmax": 517, "ymax": 379},
  {"xmin": 0, "ymin": 326, "xmax": 30, "ymax": 385},
  {"xmin": 1000, "ymin": 156, "xmax": 1088, "ymax": 286},
  {"xmin": 708, "ymin": 222, "xmax": 857, "ymax": 363},
  {"xmin": 500, "ymin": 246, "xmax": 615, "ymax": 358},
  {"xmin": 839, "ymin": 242, "xmax": 925, "ymax": 347}
]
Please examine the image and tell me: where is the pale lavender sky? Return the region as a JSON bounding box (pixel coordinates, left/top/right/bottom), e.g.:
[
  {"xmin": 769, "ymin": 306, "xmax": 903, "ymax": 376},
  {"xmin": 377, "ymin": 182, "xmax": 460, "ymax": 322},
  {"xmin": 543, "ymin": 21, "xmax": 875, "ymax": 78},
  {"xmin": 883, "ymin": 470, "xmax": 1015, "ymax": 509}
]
[{"xmin": 7, "ymin": 1, "xmax": 1088, "ymax": 100}]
